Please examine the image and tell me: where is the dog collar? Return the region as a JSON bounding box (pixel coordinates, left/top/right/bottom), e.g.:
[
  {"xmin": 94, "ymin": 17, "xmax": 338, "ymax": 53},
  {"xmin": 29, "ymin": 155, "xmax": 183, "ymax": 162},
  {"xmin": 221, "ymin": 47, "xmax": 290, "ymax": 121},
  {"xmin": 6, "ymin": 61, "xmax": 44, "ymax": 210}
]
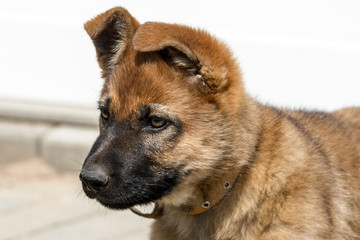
[
  {"xmin": 130, "ymin": 166, "xmax": 239, "ymax": 218},
  {"xmin": 188, "ymin": 167, "xmax": 239, "ymax": 215}
]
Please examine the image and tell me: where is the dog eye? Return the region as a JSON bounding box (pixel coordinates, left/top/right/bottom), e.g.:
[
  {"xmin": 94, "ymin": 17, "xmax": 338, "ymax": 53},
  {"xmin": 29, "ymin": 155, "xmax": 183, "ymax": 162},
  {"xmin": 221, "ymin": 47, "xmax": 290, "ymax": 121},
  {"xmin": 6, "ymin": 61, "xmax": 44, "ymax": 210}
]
[
  {"xmin": 149, "ymin": 116, "xmax": 167, "ymax": 128},
  {"xmin": 100, "ymin": 109, "xmax": 110, "ymax": 120}
]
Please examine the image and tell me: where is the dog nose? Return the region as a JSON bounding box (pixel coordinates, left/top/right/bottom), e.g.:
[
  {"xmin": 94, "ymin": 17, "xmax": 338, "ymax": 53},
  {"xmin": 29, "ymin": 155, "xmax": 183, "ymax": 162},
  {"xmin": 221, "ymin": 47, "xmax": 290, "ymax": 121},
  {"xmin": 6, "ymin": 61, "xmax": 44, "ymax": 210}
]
[{"xmin": 79, "ymin": 169, "xmax": 109, "ymax": 193}]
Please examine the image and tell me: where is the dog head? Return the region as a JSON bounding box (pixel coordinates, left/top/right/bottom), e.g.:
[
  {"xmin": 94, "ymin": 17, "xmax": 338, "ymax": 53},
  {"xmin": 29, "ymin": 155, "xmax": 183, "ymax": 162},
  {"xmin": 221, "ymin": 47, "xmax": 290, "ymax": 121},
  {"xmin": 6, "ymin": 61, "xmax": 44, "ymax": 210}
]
[{"xmin": 80, "ymin": 7, "xmax": 255, "ymax": 211}]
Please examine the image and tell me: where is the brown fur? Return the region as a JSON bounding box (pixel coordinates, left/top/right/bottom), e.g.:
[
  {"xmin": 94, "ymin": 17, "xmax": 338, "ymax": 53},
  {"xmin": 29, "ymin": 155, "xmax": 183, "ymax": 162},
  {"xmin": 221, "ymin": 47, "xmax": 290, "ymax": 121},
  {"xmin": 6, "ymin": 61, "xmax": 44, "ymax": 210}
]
[{"xmin": 81, "ymin": 7, "xmax": 360, "ymax": 240}]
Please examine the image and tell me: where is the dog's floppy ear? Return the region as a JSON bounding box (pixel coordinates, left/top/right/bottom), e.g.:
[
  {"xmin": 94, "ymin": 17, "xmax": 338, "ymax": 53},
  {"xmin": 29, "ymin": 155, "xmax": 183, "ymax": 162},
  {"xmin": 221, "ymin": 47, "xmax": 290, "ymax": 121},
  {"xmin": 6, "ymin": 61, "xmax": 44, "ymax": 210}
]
[
  {"xmin": 132, "ymin": 22, "xmax": 236, "ymax": 94},
  {"xmin": 84, "ymin": 7, "xmax": 139, "ymax": 78}
]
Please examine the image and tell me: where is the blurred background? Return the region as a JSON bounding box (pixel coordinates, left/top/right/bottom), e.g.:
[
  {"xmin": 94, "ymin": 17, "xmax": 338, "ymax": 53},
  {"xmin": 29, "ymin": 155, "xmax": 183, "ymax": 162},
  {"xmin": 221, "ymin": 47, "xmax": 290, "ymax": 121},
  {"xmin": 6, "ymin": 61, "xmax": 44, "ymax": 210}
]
[{"xmin": 0, "ymin": 0, "xmax": 359, "ymax": 239}]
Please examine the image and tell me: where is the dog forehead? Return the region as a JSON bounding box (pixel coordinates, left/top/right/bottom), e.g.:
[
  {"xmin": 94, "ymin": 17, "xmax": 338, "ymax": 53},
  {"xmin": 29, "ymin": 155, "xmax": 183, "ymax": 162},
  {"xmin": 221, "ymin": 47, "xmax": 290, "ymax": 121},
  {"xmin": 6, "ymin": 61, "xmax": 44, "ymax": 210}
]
[{"xmin": 103, "ymin": 52, "xmax": 185, "ymax": 119}]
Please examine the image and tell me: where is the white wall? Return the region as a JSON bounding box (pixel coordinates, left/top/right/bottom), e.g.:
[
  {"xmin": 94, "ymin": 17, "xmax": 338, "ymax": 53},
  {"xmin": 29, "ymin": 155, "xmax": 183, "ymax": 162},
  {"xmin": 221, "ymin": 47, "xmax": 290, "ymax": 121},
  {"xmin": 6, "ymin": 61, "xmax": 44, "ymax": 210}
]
[{"xmin": 1, "ymin": 0, "xmax": 359, "ymax": 111}]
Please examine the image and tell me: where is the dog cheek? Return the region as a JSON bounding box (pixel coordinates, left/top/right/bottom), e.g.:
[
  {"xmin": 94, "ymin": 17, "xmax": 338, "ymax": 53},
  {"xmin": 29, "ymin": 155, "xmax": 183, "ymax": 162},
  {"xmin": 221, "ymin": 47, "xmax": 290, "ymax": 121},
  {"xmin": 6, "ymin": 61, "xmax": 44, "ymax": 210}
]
[
  {"xmin": 142, "ymin": 127, "xmax": 181, "ymax": 155},
  {"xmin": 98, "ymin": 120, "xmax": 104, "ymax": 132}
]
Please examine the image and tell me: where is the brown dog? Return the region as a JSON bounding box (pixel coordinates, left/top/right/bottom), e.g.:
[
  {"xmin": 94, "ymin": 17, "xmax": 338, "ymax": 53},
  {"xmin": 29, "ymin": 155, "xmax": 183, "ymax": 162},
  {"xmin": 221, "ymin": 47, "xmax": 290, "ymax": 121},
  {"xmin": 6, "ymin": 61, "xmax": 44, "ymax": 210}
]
[{"xmin": 79, "ymin": 7, "xmax": 360, "ymax": 240}]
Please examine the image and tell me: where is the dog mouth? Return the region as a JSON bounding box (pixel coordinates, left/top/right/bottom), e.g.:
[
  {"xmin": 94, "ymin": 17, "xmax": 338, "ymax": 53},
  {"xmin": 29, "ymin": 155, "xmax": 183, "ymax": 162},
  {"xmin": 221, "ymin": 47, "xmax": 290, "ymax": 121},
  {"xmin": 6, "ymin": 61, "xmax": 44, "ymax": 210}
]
[
  {"xmin": 97, "ymin": 200, "xmax": 162, "ymax": 218},
  {"xmin": 96, "ymin": 196, "xmax": 146, "ymax": 210},
  {"xmin": 81, "ymin": 174, "xmax": 178, "ymax": 210},
  {"xmin": 82, "ymin": 186, "xmax": 159, "ymax": 210}
]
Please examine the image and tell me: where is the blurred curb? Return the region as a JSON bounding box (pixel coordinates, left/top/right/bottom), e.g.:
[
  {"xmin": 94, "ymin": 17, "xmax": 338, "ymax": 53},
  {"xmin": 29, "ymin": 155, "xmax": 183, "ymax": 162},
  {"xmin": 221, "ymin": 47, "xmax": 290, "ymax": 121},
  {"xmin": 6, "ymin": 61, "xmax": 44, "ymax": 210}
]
[
  {"xmin": 0, "ymin": 99, "xmax": 99, "ymax": 171},
  {"xmin": 0, "ymin": 98, "xmax": 98, "ymax": 127},
  {"xmin": 41, "ymin": 125, "xmax": 98, "ymax": 172}
]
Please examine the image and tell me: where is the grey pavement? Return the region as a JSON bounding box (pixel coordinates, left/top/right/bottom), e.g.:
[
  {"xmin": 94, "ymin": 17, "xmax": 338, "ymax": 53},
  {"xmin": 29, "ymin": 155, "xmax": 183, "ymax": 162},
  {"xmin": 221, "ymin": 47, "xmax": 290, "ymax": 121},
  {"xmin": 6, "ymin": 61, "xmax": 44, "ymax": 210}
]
[{"xmin": 0, "ymin": 159, "xmax": 153, "ymax": 240}]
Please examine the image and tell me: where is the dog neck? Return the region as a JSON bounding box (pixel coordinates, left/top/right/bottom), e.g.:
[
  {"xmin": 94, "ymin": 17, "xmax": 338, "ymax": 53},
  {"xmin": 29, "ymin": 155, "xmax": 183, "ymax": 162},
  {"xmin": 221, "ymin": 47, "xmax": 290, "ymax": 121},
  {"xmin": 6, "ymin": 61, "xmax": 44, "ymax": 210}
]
[{"xmin": 130, "ymin": 165, "xmax": 240, "ymax": 218}]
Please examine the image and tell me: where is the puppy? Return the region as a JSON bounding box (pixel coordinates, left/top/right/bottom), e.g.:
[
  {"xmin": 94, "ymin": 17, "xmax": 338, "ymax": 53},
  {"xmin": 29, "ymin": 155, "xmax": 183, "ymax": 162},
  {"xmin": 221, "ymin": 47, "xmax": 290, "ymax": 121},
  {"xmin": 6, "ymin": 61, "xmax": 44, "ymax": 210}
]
[{"xmin": 80, "ymin": 7, "xmax": 360, "ymax": 240}]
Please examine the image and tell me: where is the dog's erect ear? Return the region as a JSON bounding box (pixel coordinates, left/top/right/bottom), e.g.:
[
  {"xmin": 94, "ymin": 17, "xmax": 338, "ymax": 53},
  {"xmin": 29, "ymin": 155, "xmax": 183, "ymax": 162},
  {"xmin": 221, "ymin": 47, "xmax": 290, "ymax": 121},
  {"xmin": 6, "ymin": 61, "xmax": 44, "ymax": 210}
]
[
  {"xmin": 85, "ymin": 7, "xmax": 139, "ymax": 78},
  {"xmin": 132, "ymin": 22, "xmax": 236, "ymax": 94}
]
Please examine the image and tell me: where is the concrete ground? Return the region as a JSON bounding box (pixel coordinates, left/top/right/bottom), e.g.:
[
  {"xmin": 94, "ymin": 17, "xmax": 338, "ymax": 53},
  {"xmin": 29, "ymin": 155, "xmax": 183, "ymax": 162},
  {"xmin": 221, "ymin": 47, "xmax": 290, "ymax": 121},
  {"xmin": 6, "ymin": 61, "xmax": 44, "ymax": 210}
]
[{"xmin": 0, "ymin": 158, "xmax": 152, "ymax": 240}]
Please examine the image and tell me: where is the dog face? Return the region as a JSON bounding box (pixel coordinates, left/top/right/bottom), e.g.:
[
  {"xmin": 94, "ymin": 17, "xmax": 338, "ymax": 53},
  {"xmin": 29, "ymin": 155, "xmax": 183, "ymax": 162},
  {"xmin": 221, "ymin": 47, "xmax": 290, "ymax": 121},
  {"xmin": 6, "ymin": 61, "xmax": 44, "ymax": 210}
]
[{"xmin": 80, "ymin": 7, "xmax": 252, "ymax": 210}]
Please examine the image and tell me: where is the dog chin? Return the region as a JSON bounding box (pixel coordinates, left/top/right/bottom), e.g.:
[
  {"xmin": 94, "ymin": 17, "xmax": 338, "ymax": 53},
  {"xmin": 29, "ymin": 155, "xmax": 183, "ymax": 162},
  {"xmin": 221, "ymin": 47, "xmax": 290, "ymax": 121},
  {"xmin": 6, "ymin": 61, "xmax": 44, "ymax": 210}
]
[
  {"xmin": 96, "ymin": 195, "xmax": 156, "ymax": 211},
  {"xmin": 97, "ymin": 198, "xmax": 138, "ymax": 210}
]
